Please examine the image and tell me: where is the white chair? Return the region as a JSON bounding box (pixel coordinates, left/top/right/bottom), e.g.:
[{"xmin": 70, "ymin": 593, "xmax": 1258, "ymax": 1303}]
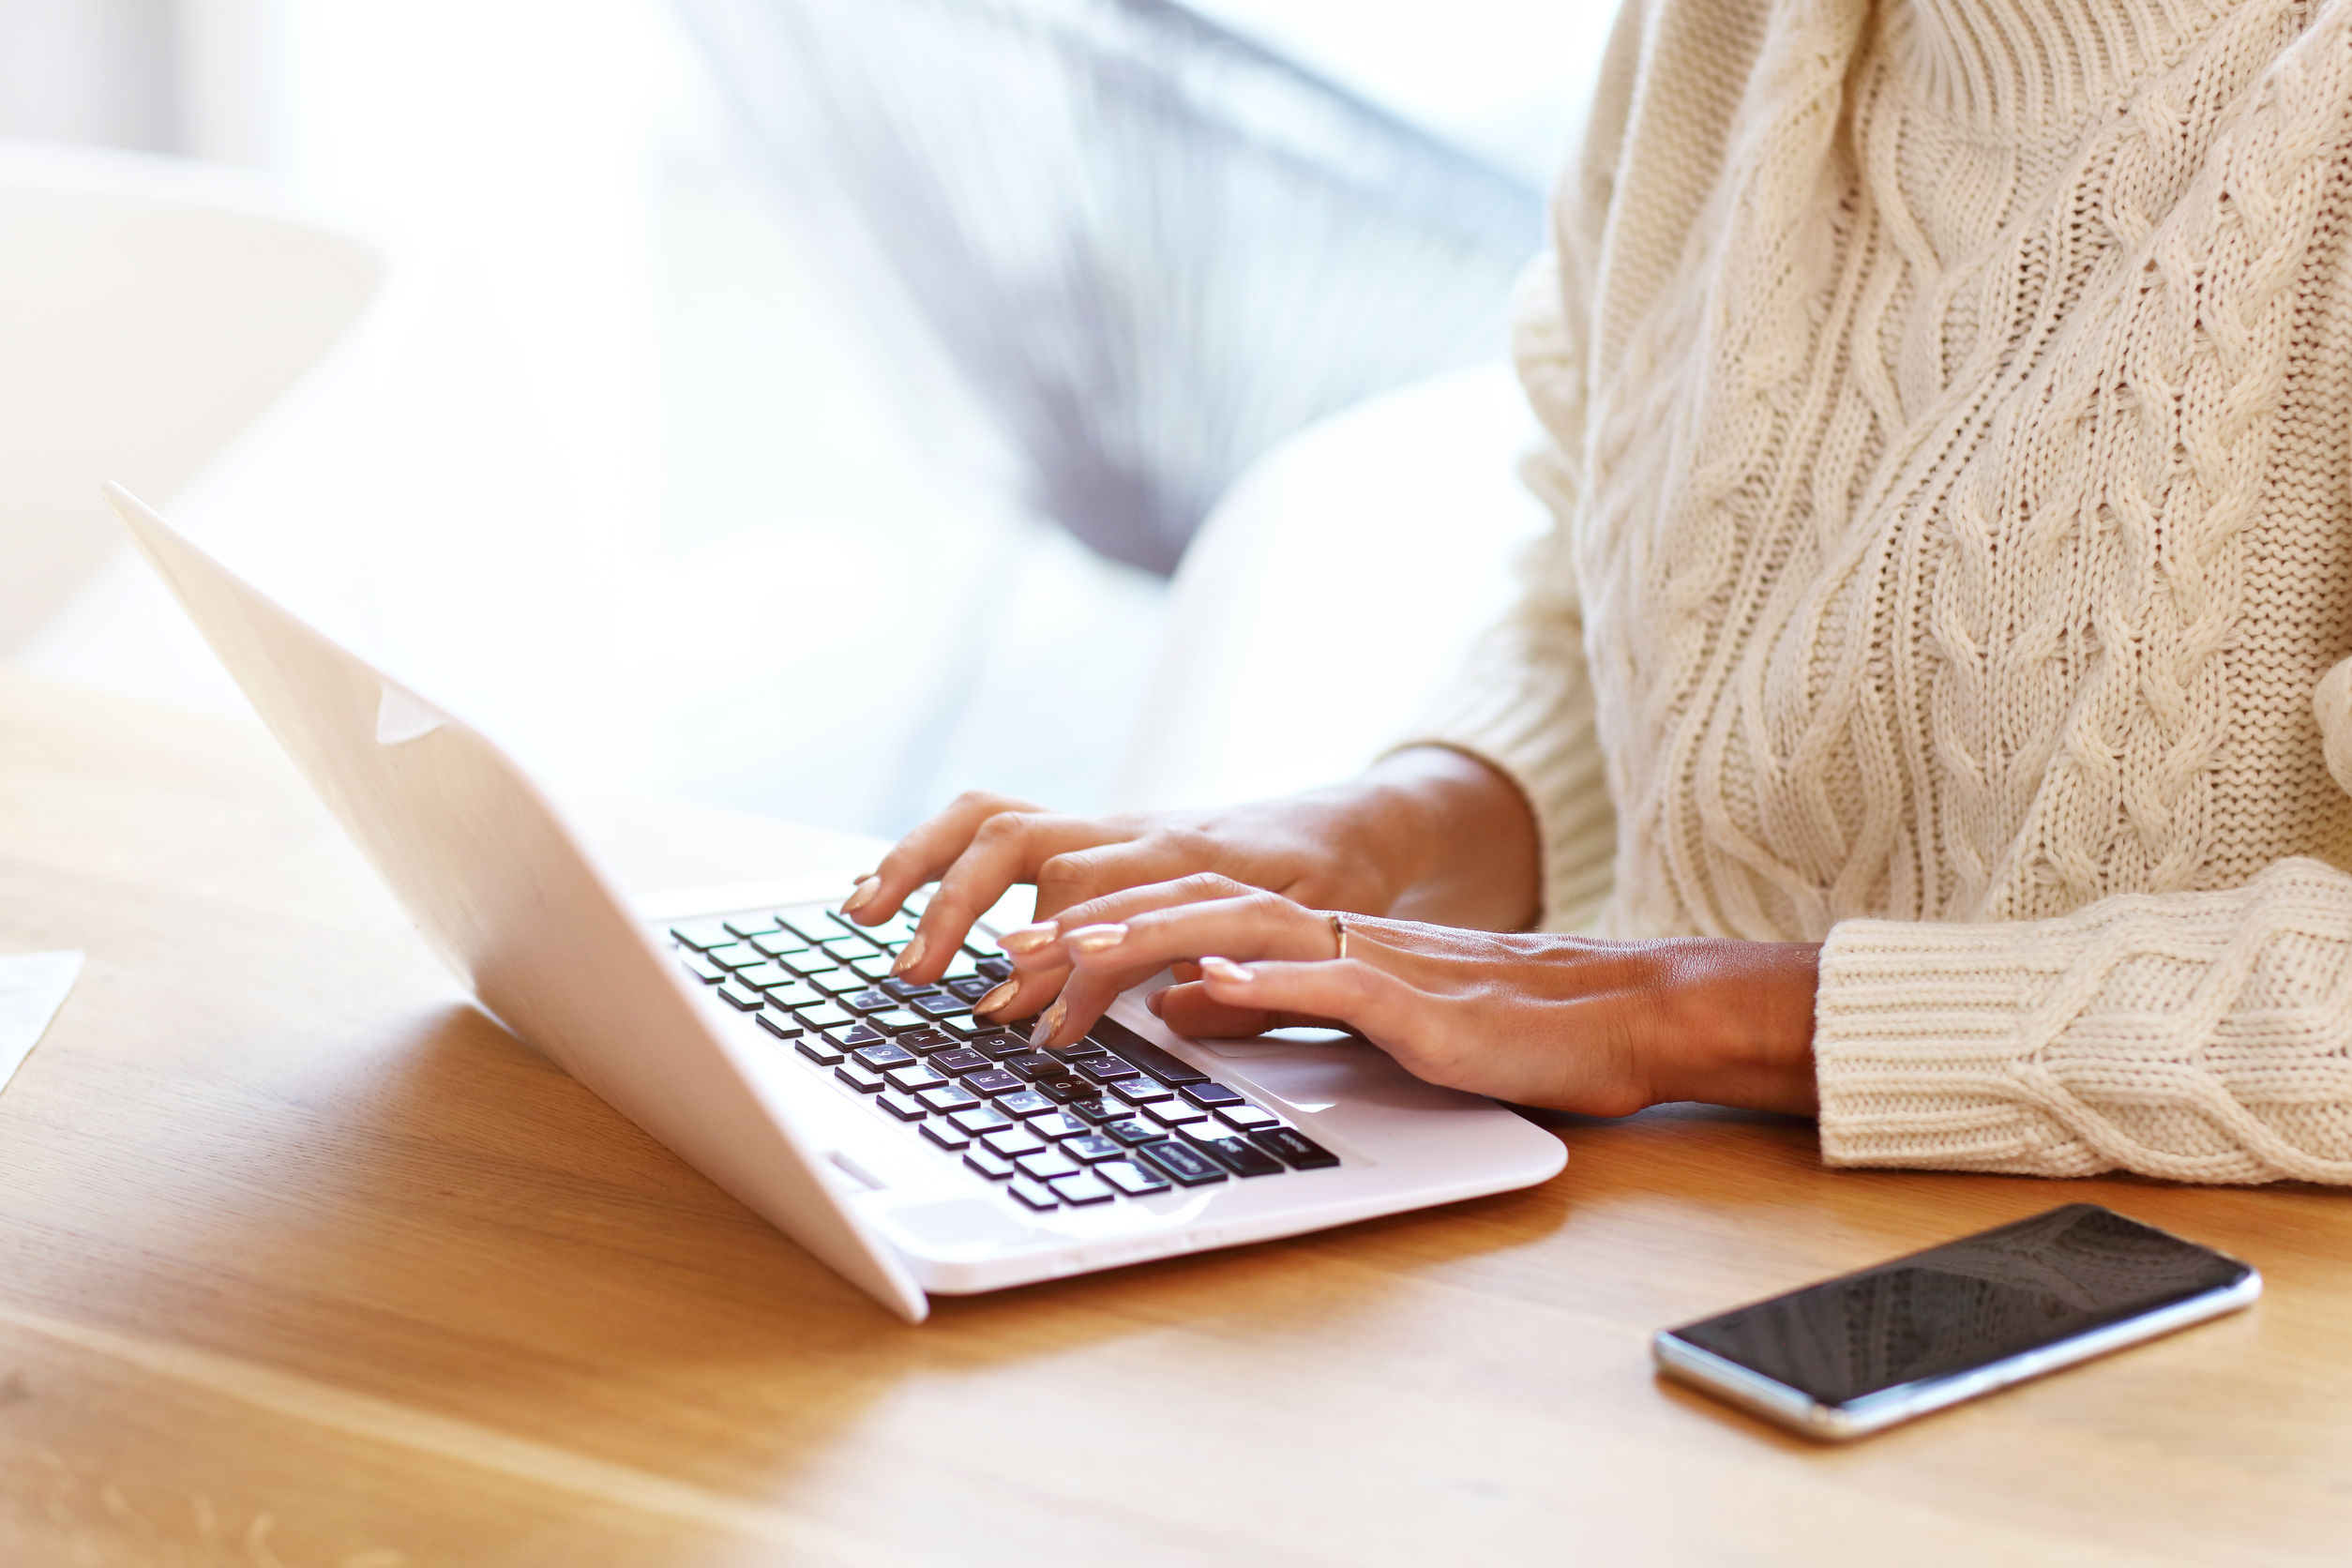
[
  {"xmin": 1108, "ymin": 363, "xmax": 1550, "ymax": 812},
  {"xmin": 0, "ymin": 141, "xmax": 379, "ymax": 656}
]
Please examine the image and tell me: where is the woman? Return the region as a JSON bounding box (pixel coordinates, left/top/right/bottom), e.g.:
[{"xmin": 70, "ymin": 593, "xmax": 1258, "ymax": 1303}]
[{"xmin": 852, "ymin": 0, "xmax": 2352, "ymax": 1185}]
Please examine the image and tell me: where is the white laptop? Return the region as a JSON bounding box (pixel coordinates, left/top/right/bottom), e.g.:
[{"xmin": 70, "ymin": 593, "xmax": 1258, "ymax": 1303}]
[{"xmin": 110, "ymin": 484, "xmax": 1566, "ymax": 1321}]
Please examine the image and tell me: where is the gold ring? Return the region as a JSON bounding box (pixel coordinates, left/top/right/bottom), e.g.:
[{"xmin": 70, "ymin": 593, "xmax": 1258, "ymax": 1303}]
[{"xmin": 1327, "ymin": 910, "xmax": 1349, "ymax": 961}]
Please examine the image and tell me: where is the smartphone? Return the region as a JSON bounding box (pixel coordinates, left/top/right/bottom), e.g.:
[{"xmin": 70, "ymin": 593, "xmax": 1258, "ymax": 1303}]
[{"xmin": 1653, "ymin": 1203, "xmax": 2259, "ymax": 1440}]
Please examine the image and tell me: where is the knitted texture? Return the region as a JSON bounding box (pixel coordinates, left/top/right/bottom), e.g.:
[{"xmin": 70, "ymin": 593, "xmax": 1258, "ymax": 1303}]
[{"xmin": 1418, "ymin": 0, "xmax": 2352, "ymax": 1182}]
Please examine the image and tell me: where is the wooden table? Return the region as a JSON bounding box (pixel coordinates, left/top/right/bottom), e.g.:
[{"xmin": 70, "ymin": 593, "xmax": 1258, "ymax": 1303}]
[{"xmin": 3, "ymin": 668, "xmax": 2348, "ymax": 1567}]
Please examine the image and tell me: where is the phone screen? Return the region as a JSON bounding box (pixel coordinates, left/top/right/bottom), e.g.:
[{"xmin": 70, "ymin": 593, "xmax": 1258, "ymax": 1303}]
[{"xmin": 1667, "ymin": 1204, "xmax": 2253, "ymax": 1407}]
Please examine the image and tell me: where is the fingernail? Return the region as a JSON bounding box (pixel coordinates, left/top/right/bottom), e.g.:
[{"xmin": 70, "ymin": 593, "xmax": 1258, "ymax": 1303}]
[
  {"xmin": 1067, "ymin": 922, "xmax": 1128, "ymax": 955},
  {"xmin": 1201, "ymin": 956, "xmax": 1254, "ymax": 984},
  {"xmin": 841, "ymin": 876, "xmax": 881, "ymax": 916},
  {"xmin": 975, "ymin": 980, "xmax": 1018, "ymax": 1017},
  {"xmin": 1146, "ymin": 988, "xmax": 1167, "ymax": 1017},
  {"xmin": 1029, "ymin": 1000, "xmax": 1066, "ymax": 1048},
  {"xmin": 889, "ymin": 931, "xmax": 928, "ymax": 976},
  {"xmin": 999, "ymin": 921, "xmax": 1058, "ymax": 955}
]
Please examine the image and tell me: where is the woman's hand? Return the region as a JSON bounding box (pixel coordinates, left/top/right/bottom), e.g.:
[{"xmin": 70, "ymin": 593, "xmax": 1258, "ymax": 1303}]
[
  {"xmin": 1005, "ymin": 876, "xmax": 1820, "ymax": 1117},
  {"xmin": 843, "ymin": 747, "xmax": 1541, "ymax": 1020}
]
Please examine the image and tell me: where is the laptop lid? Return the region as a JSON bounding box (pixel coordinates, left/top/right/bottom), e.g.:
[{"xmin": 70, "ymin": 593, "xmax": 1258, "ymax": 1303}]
[{"xmin": 105, "ymin": 482, "xmax": 928, "ymax": 1322}]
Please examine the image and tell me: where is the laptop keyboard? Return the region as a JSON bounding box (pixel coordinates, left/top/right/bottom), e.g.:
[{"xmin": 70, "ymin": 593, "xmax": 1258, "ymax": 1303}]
[{"xmin": 670, "ymin": 906, "xmax": 1340, "ymax": 1213}]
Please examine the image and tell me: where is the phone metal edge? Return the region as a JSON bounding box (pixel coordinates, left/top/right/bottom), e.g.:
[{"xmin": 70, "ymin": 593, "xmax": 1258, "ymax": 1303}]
[{"xmin": 1653, "ymin": 1268, "xmax": 2262, "ymax": 1441}]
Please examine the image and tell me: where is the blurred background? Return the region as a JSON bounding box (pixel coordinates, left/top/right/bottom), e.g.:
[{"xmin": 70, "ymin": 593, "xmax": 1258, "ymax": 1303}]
[{"xmin": 0, "ymin": 0, "xmax": 1611, "ymax": 843}]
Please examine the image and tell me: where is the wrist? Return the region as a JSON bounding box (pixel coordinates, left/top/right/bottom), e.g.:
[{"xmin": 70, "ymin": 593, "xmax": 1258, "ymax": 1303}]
[{"xmin": 1638, "ymin": 940, "xmax": 1821, "ymax": 1114}]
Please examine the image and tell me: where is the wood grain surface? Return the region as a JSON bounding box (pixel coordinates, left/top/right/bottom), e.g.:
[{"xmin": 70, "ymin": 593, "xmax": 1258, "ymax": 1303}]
[{"xmin": 2, "ymin": 668, "xmax": 2346, "ymax": 1567}]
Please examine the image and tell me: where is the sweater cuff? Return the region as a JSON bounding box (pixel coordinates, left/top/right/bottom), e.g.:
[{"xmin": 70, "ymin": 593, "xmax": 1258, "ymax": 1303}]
[{"xmin": 1813, "ymin": 916, "xmax": 2105, "ymax": 1176}]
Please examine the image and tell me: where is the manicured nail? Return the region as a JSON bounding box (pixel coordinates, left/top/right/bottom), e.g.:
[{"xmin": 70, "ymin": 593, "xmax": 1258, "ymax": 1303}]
[
  {"xmin": 889, "ymin": 931, "xmax": 929, "ymax": 976},
  {"xmin": 999, "ymin": 921, "xmax": 1057, "ymax": 955},
  {"xmin": 1067, "ymin": 922, "xmax": 1128, "ymax": 955},
  {"xmin": 1145, "ymin": 988, "xmax": 1167, "ymax": 1017},
  {"xmin": 1029, "ymin": 1000, "xmax": 1066, "ymax": 1048},
  {"xmin": 841, "ymin": 875, "xmax": 881, "ymax": 916},
  {"xmin": 975, "ymin": 980, "xmax": 1018, "ymax": 1017},
  {"xmin": 1201, "ymin": 956, "xmax": 1254, "ymax": 984}
]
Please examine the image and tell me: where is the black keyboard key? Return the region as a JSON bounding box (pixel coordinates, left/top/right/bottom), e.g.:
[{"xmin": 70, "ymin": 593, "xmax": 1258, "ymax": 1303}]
[
  {"xmin": 1090, "ymin": 1018, "xmax": 1209, "ymax": 1085},
  {"xmin": 1033, "ymin": 1074, "xmax": 1092, "ymax": 1103},
  {"xmin": 968, "ymin": 1030, "xmax": 1031, "ymax": 1059},
  {"xmin": 993, "ymin": 1091, "xmax": 1057, "ymax": 1119},
  {"xmin": 980, "ymin": 1125, "xmax": 1048, "ymax": 1159},
  {"xmin": 669, "ymin": 920, "xmax": 735, "ymax": 950},
  {"xmin": 922, "ymin": 1122, "xmax": 972, "ymax": 1153},
  {"xmin": 1145, "ymin": 1100, "xmax": 1210, "ymax": 1128},
  {"xmin": 912, "ymin": 993, "xmax": 968, "ymax": 1021},
  {"xmin": 1002, "ymin": 1052, "xmax": 1060, "ymax": 1080},
  {"xmin": 1064, "ymin": 1095, "xmax": 1122, "ymax": 1123},
  {"xmin": 1217, "ymin": 1103, "xmax": 1282, "ymax": 1131},
  {"xmin": 940, "ymin": 1016, "xmax": 990, "ymax": 1041},
  {"xmin": 1135, "ymin": 1139, "xmax": 1228, "ymax": 1186},
  {"xmin": 716, "ymin": 983, "xmax": 763, "ymax": 1011},
  {"xmin": 793, "ymin": 1003, "xmax": 854, "ymax": 1033},
  {"xmin": 1015, "ymin": 1151, "xmax": 1081, "ymax": 1183},
  {"xmin": 1181, "ymin": 1081, "xmax": 1246, "ymax": 1108},
  {"xmin": 819, "ymin": 935, "xmax": 875, "ymax": 963},
  {"xmin": 941, "ymin": 951, "xmax": 982, "ymax": 982},
  {"xmin": 878, "ymin": 977, "xmax": 932, "ymax": 1001},
  {"xmin": 729, "ymin": 961, "xmax": 792, "ymax": 989},
  {"xmin": 749, "ymin": 931, "xmax": 811, "ymax": 959},
  {"xmin": 760, "ymin": 980, "xmax": 826, "ymax": 1011},
  {"xmin": 1078, "ymin": 1056, "xmax": 1140, "ymax": 1083},
  {"xmin": 1062, "ymin": 1134, "xmax": 1123, "ymax": 1164},
  {"xmin": 1184, "ymin": 1132, "xmax": 1284, "ymax": 1177},
  {"xmin": 780, "ymin": 950, "xmax": 841, "ymax": 978},
  {"xmin": 795, "ymin": 1035, "xmax": 847, "ymax": 1066},
  {"xmin": 975, "ymin": 956, "xmax": 1014, "ymax": 983},
  {"xmin": 833, "ymin": 1022, "xmax": 888, "ymax": 1049},
  {"xmin": 918, "ymin": 1084, "xmax": 981, "ymax": 1112},
  {"xmin": 1111, "ymin": 1077, "xmax": 1173, "ymax": 1105},
  {"xmin": 884, "ymin": 1064, "xmax": 948, "ymax": 1093},
  {"xmin": 807, "ymin": 970, "xmax": 867, "ymax": 998},
  {"xmin": 784, "ymin": 912, "xmax": 850, "ymax": 944},
  {"xmin": 723, "ymin": 915, "xmax": 784, "ymax": 939},
  {"xmin": 945, "ymin": 976, "xmax": 997, "ymax": 1003},
  {"xmin": 849, "ymin": 955, "xmax": 895, "ymax": 982},
  {"xmin": 840, "ymin": 988, "xmax": 899, "ymax": 1015},
  {"xmin": 1250, "ymin": 1127, "xmax": 1341, "ymax": 1169},
  {"xmin": 1005, "ymin": 1178, "xmax": 1060, "ymax": 1213},
  {"xmin": 897, "ymin": 1028, "xmax": 957, "ymax": 1055},
  {"xmin": 852, "ymin": 1042, "xmax": 917, "ymax": 1070},
  {"xmin": 679, "ymin": 954, "xmax": 728, "ymax": 984},
  {"xmin": 1048, "ymin": 1172, "xmax": 1117, "ymax": 1207},
  {"xmin": 1028, "ymin": 1111, "xmax": 1087, "ymax": 1140},
  {"xmin": 835, "ymin": 1063, "xmax": 885, "ymax": 1093},
  {"xmin": 757, "ymin": 1011, "xmax": 804, "ymax": 1041},
  {"xmin": 964, "ymin": 1148, "xmax": 1015, "ymax": 1181},
  {"xmin": 950, "ymin": 1106, "xmax": 1014, "ymax": 1136},
  {"xmin": 866, "ymin": 1009, "xmax": 927, "ymax": 1034},
  {"xmin": 961, "ymin": 1067, "xmax": 1022, "ymax": 1096},
  {"xmin": 1098, "ymin": 1159, "xmax": 1170, "ymax": 1197},
  {"xmin": 876, "ymin": 1091, "xmax": 927, "ymax": 1123},
  {"xmin": 1101, "ymin": 1118, "xmax": 1158, "ymax": 1146},
  {"xmin": 701, "ymin": 942, "xmax": 756, "ymax": 971},
  {"xmin": 929, "ymin": 1048, "xmax": 989, "ymax": 1076}
]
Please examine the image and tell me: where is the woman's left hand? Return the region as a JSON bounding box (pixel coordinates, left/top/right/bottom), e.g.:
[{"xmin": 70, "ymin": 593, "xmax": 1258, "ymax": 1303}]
[{"xmin": 1001, "ymin": 876, "xmax": 1821, "ymax": 1117}]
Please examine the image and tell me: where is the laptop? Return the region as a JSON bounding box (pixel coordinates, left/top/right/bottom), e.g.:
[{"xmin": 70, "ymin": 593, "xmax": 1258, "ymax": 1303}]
[{"xmin": 108, "ymin": 483, "xmax": 1567, "ymax": 1321}]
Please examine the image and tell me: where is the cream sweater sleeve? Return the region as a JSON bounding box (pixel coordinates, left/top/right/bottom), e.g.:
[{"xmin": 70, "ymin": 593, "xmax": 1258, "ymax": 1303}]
[{"xmin": 1817, "ymin": 853, "xmax": 2352, "ymax": 1184}]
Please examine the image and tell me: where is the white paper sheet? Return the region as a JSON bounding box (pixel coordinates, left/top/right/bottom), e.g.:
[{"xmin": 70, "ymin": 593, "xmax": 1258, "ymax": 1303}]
[{"xmin": 0, "ymin": 951, "xmax": 83, "ymax": 1095}]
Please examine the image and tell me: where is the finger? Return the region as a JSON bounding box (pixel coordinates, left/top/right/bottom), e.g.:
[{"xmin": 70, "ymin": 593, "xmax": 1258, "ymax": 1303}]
[
  {"xmin": 1024, "ymin": 887, "xmax": 1328, "ymax": 1048},
  {"xmin": 900, "ymin": 813, "xmax": 1118, "ymax": 982},
  {"xmin": 971, "ymin": 970, "xmax": 1056, "ymax": 1026},
  {"xmin": 1060, "ymin": 890, "xmax": 1337, "ymax": 980},
  {"xmin": 1032, "ymin": 832, "xmax": 1237, "ymax": 920},
  {"xmin": 1018, "ymin": 871, "xmax": 1258, "ymax": 954},
  {"xmin": 851, "ymin": 791, "xmax": 1041, "ymax": 926},
  {"xmin": 1149, "ymin": 979, "xmax": 1346, "ymax": 1038},
  {"xmin": 1197, "ymin": 955, "xmax": 1408, "ymax": 1041}
]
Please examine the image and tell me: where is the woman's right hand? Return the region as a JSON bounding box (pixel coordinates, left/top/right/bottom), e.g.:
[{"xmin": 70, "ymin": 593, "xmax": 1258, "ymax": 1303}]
[{"xmin": 842, "ymin": 746, "xmax": 1542, "ymax": 1022}]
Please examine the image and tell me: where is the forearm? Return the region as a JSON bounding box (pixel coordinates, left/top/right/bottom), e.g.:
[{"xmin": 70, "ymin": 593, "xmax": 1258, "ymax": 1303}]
[{"xmin": 1351, "ymin": 746, "xmax": 1542, "ymax": 930}]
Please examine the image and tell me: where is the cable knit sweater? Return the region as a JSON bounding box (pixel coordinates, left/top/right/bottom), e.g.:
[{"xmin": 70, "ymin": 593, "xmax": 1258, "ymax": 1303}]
[{"xmin": 1422, "ymin": 0, "xmax": 2352, "ymax": 1183}]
